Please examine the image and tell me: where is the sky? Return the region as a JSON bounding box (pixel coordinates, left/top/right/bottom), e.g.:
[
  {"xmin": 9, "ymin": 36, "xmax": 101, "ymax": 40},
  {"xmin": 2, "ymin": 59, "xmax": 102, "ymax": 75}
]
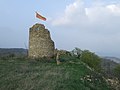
[{"xmin": 0, "ymin": 0, "xmax": 120, "ymax": 58}]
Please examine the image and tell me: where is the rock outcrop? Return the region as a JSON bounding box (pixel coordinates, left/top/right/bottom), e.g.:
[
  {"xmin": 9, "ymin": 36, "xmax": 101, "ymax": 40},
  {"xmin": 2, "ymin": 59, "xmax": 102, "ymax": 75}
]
[{"xmin": 28, "ymin": 23, "xmax": 55, "ymax": 58}]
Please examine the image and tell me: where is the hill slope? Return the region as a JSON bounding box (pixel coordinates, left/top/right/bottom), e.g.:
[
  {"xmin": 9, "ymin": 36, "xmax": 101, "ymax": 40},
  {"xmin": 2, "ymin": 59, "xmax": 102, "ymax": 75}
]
[
  {"xmin": 0, "ymin": 56, "xmax": 111, "ymax": 90},
  {"xmin": 0, "ymin": 48, "xmax": 27, "ymax": 57}
]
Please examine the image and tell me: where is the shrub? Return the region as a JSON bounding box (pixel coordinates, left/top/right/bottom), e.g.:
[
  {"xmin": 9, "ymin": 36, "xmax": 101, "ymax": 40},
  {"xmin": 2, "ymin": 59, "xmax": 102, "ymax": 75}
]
[{"xmin": 80, "ymin": 50, "xmax": 101, "ymax": 72}]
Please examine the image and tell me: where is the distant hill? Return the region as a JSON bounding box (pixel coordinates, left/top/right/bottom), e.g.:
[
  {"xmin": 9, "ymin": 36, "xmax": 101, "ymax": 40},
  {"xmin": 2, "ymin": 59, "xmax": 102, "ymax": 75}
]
[
  {"xmin": 103, "ymin": 57, "xmax": 120, "ymax": 64},
  {"xmin": 0, "ymin": 48, "xmax": 27, "ymax": 57}
]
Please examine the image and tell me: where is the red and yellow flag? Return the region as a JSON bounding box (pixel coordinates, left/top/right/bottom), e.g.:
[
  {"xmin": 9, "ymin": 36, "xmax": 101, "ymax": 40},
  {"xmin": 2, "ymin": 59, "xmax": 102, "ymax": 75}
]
[{"xmin": 36, "ymin": 12, "xmax": 46, "ymax": 21}]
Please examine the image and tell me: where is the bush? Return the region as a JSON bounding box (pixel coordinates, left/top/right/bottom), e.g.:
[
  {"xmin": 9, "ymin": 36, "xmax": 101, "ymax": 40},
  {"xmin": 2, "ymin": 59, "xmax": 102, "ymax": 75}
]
[{"xmin": 80, "ymin": 50, "xmax": 101, "ymax": 72}]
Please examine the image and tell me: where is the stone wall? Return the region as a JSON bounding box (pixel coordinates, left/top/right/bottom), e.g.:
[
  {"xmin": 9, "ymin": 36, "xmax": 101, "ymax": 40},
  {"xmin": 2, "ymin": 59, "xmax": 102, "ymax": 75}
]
[{"xmin": 28, "ymin": 23, "xmax": 55, "ymax": 58}]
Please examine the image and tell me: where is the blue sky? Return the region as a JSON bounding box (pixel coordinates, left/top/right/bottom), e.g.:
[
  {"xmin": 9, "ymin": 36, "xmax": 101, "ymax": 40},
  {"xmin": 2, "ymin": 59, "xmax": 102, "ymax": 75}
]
[{"xmin": 0, "ymin": 0, "xmax": 120, "ymax": 58}]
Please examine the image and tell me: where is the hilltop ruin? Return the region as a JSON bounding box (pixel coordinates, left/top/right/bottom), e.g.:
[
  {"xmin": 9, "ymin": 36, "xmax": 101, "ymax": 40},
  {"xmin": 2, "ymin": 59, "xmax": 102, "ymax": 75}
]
[{"xmin": 28, "ymin": 23, "xmax": 55, "ymax": 58}]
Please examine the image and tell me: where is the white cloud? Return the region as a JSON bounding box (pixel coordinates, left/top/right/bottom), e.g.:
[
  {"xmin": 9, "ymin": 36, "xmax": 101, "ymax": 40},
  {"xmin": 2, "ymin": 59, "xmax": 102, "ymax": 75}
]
[
  {"xmin": 52, "ymin": 0, "xmax": 87, "ymax": 26},
  {"xmin": 52, "ymin": 0, "xmax": 120, "ymax": 26},
  {"xmin": 106, "ymin": 4, "xmax": 120, "ymax": 14},
  {"xmin": 51, "ymin": 0, "xmax": 120, "ymax": 57}
]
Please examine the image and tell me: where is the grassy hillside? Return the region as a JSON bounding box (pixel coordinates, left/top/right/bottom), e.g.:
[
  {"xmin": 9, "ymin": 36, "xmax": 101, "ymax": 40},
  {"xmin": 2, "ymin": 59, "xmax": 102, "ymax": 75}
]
[{"xmin": 0, "ymin": 56, "xmax": 111, "ymax": 90}]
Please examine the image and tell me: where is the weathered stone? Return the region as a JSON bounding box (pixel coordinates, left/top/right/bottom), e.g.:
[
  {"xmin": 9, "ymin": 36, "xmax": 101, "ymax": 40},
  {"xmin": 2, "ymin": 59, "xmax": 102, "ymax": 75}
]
[{"xmin": 28, "ymin": 23, "xmax": 55, "ymax": 58}]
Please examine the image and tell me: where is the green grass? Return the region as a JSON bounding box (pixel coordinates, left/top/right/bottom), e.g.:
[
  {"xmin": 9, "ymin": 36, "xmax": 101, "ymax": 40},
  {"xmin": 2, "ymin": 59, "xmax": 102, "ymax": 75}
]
[{"xmin": 0, "ymin": 56, "xmax": 111, "ymax": 90}]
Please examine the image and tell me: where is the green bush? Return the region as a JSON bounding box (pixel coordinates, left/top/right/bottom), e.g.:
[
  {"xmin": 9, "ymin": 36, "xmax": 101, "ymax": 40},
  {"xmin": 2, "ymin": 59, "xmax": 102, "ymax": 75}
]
[{"xmin": 80, "ymin": 50, "xmax": 101, "ymax": 72}]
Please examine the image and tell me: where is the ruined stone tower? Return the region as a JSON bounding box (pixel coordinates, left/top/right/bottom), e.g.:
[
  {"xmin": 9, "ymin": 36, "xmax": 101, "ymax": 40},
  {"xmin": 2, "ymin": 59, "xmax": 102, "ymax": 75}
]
[{"xmin": 28, "ymin": 23, "xmax": 55, "ymax": 58}]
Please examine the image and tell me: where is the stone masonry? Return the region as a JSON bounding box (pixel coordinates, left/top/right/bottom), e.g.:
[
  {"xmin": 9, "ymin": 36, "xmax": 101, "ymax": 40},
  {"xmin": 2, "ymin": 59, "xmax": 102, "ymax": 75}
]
[{"xmin": 28, "ymin": 23, "xmax": 55, "ymax": 58}]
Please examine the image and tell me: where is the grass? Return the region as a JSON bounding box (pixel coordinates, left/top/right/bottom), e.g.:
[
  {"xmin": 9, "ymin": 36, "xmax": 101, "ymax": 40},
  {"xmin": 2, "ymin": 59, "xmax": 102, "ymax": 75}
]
[{"xmin": 0, "ymin": 56, "xmax": 111, "ymax": 90}]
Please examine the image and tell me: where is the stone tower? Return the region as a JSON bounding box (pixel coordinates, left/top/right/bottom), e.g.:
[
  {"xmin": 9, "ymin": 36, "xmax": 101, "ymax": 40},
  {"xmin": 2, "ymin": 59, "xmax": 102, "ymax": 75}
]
[{"xmin": 28, "ymin": 23, "xmax": 55, "ymax": 58}]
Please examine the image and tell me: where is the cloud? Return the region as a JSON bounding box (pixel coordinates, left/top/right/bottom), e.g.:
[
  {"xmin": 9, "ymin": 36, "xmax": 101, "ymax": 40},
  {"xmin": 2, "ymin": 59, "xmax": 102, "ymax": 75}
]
[
  {"xmin": 52, "ymin": 0, "xmax": 120, "ymax": 33},
  {"xmin": 51, "ymin": 0, "xmax": 120, "ymax": 57},
  {"xmin": 52, "ymin": 0, "xmax": 120, "ymax": 27},
  {"xmin": 52, "ymin": 0, "xmax": 87, "ymax": 26}
]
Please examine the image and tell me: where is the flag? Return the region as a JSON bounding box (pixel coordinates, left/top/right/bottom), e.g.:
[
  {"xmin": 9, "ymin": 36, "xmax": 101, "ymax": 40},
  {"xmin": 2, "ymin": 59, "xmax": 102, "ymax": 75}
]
[{"xmin": 36, "ymin": 12, "xmax": 46, "ymax": 21}]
